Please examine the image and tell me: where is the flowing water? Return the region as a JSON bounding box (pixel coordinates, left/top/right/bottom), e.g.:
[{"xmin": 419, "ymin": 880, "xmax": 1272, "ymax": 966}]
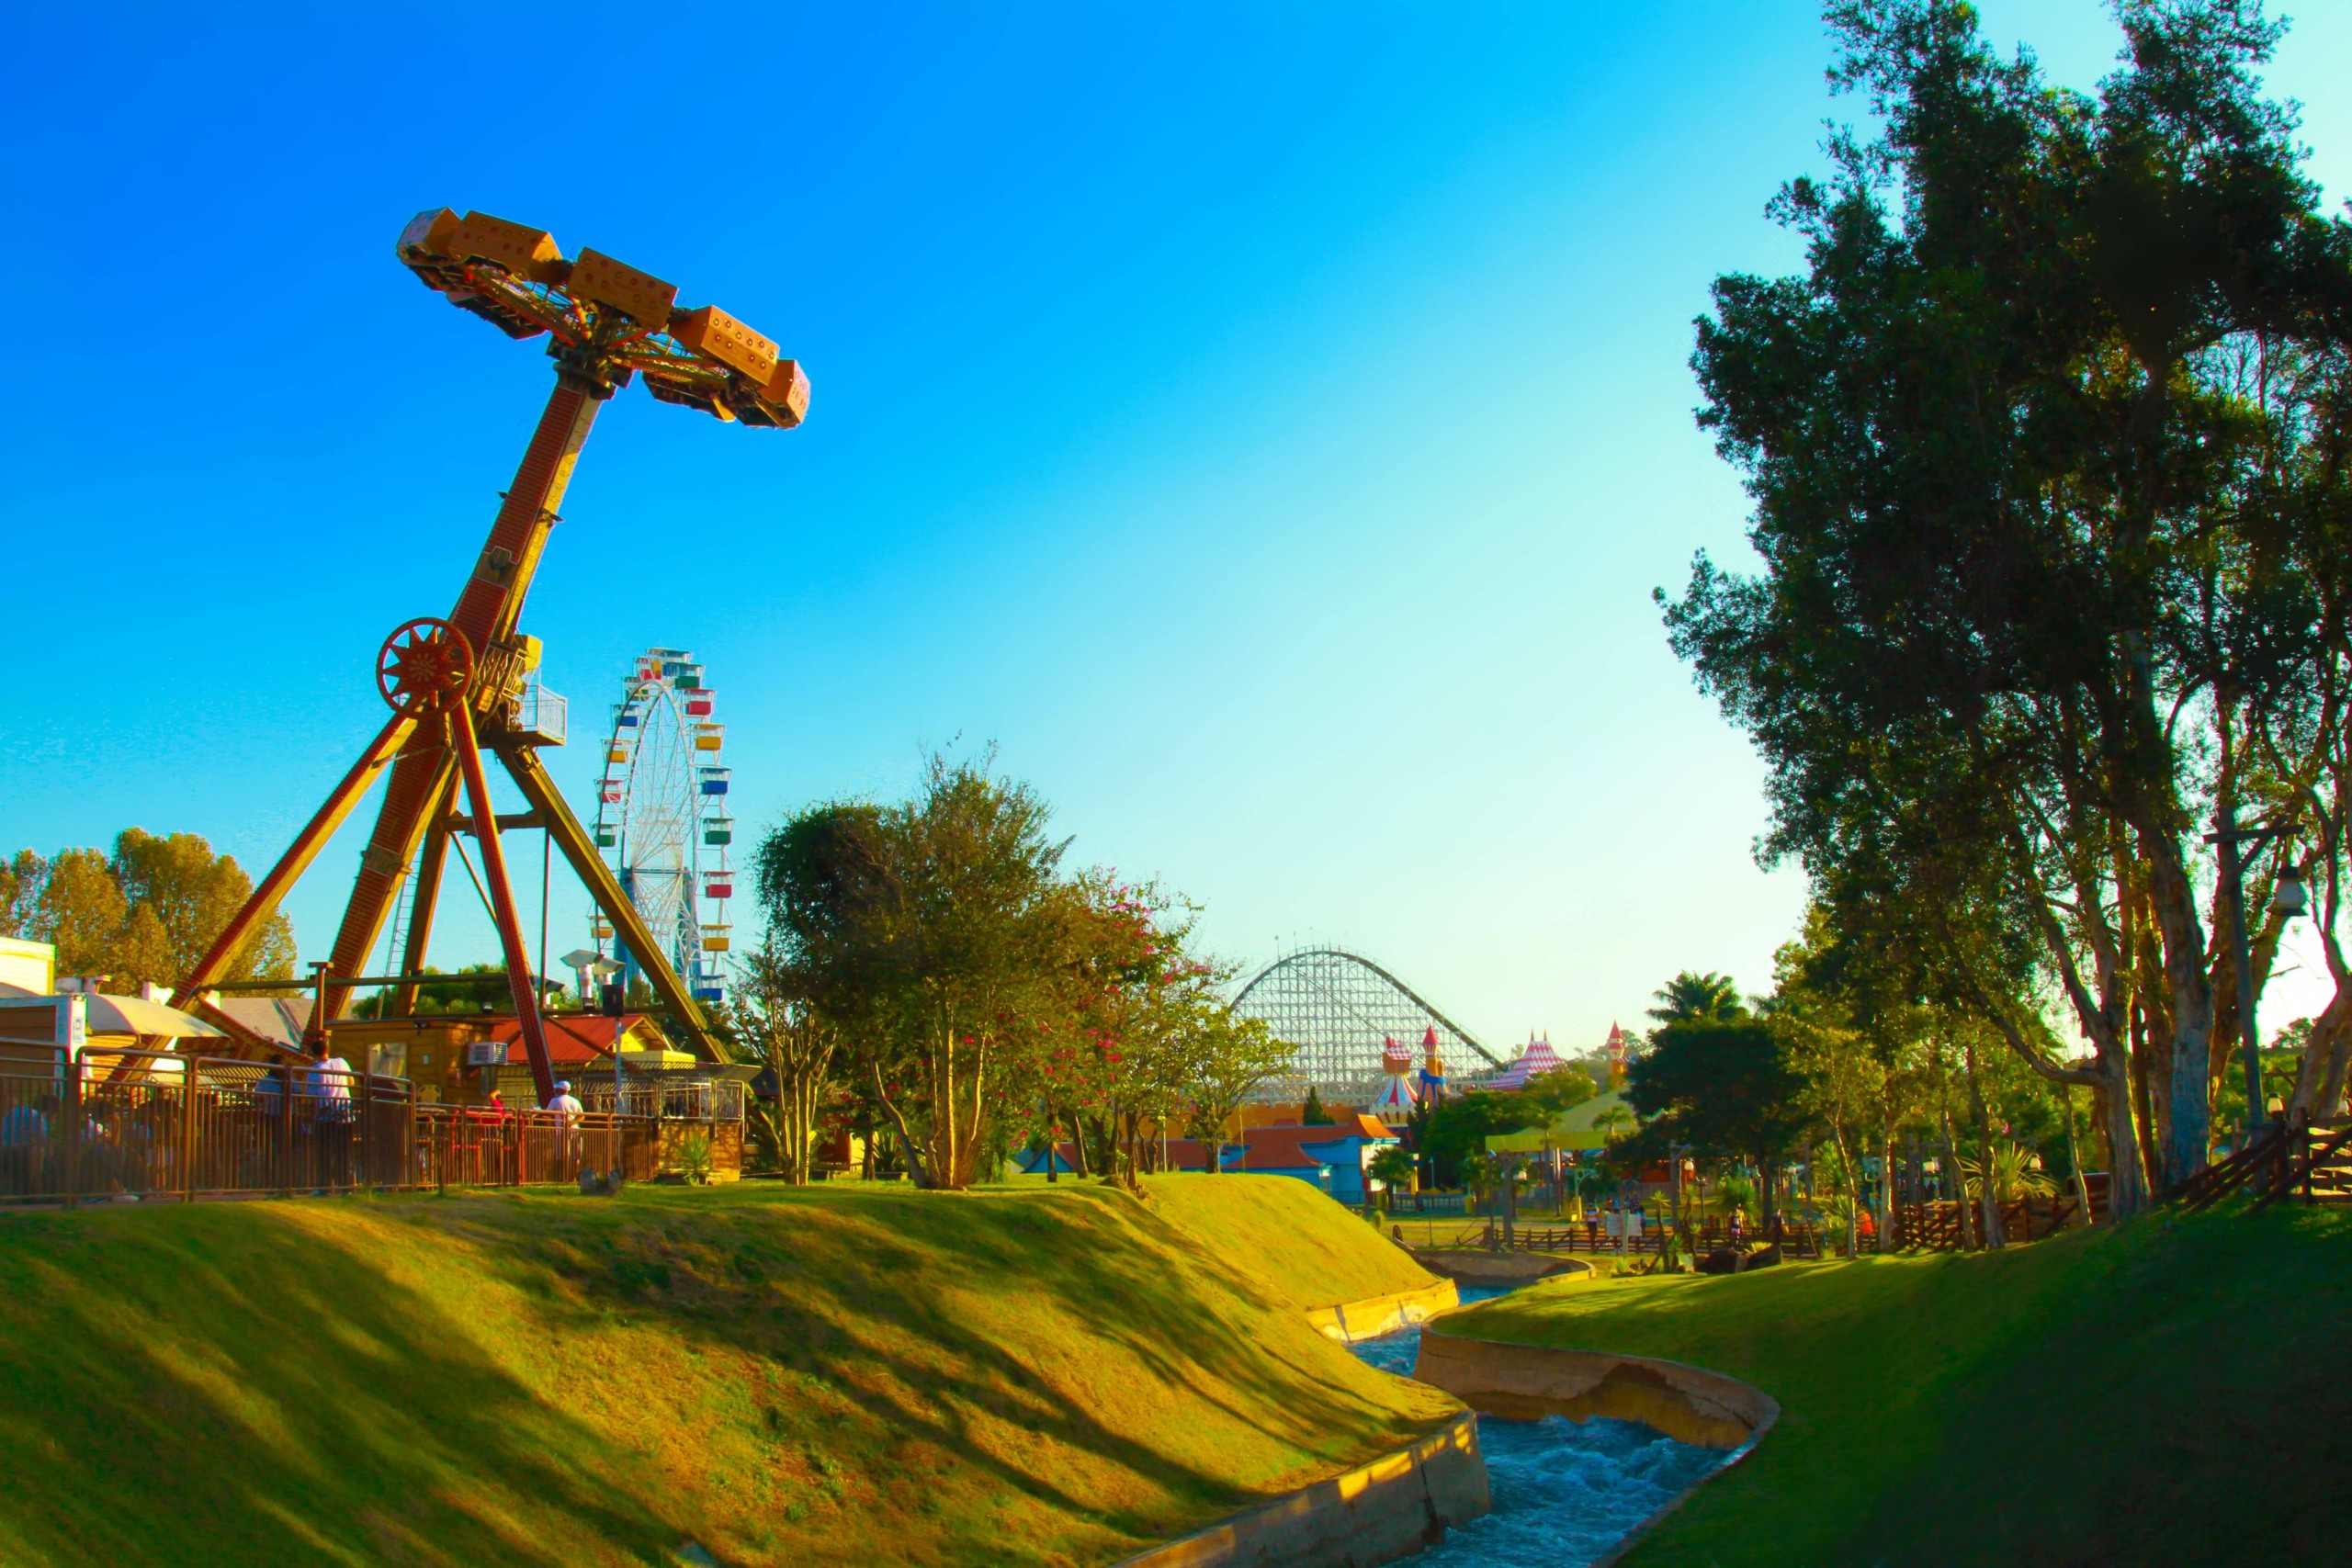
[{"xmin": 1345, "ymin": 1287, "xmax": 1732, "ymax": 1567}]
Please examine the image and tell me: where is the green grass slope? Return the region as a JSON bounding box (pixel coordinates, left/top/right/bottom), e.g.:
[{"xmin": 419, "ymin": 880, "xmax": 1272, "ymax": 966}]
[
  {"xmin": 0, "ymin": 1176, "xmax": 1454, "ymax": 1568},
  {"xmin": 1442, "ymin": 1203, "xmax": 2352, "ymax": 1566},
  {"xmin": 1145, "ymin": 1173, "xmax": 1439, "ymax": 1308}
]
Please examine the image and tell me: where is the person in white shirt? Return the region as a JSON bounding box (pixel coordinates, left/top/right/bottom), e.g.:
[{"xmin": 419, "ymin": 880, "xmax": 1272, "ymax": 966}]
[{"xmin": 547, "ymin": 1080, "xmax": 585, "ymax": 1175}]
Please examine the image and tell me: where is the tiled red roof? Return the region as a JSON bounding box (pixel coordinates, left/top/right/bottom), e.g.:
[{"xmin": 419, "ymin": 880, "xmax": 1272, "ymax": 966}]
[
  {"xmin": 484, "ymin": 1013, "xmax": 661, "ymax": 1066},
  {"xmin": 1241, "ymin": 1126, "xmax": 1340, "ymax": 1170},
  {"xmin": 1156, "ymin": 1138, "xmax": 1223, "ymax": 1171},
  {"xmin": 1237, "ymin": 1119, "xmax": 1398, "ymax": 1173}
]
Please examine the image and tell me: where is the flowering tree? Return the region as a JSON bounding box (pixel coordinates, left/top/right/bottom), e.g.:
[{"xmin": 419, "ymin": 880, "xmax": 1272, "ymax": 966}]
[
  {"xmin": 755, "ymin": 759, "xmax": 1280, "ymax": 1193},
  {"xmin": 1173, "ymin": 974, "xmax": 1293, "ymax": 1173},
  {"xmin": 1048, "ymin": 876, "xmax": 1195, "ymax": 1190},
  {"xmin": 755, "ymin": 755, "xmax": 1068, "ymax": 1190}
]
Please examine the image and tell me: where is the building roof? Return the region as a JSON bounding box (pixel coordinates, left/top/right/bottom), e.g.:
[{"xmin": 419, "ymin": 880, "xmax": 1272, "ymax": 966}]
[
  {"xmin": 1239, "ymin": 1118, "xmax": 1396, "ymax": 1172},
  {"xmin": 1490, "ymin": 1032, "xmax": 1567, "ymax": 1092},
  {"xmin": 1155, "ymin": 1138, "xmax": 1227, "ymax": 1172},
  {"xmin": 209, "ymin": 996, "xmax": 312, "ymax": 1051},
  {"xmin": 485, "ymin": 1013, "xmax": 667, "ymax": 1066},
  {"xmin": 1241, "ymin": 1126, "xmax": 1337, "ymax": 1171}
]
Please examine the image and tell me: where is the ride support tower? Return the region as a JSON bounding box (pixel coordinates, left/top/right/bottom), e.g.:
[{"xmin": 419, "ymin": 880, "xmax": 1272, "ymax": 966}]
[{"xmin": 174, "ymin": 209, "xmax": 807, "ymax": 1100}]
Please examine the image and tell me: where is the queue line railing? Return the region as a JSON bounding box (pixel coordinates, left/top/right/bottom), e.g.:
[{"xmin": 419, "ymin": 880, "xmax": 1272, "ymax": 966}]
[{"xmin": 0, "ymin": 1044, "xmax": 686, "ymax": 1205}]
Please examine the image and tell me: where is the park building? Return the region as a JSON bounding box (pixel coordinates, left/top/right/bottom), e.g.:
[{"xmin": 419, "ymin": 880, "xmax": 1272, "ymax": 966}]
[{"xmin": 1017, "ymin": 1115, "xmax": 1400, "ymax": 1201}]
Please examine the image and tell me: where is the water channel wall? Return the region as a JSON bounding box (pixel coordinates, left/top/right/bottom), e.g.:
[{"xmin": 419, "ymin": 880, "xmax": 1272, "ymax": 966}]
[
  {"xmin": 1410, "ymin": 1325, "xmax": 1780, "ymax": 1453},
  {"xmin": 1112, "ymin": 1271, "xmax": 1487, "ymax": 1568},
  {"xmin": 1408, "ymin": 1249, "xmax": 1595, "ymax": 1287},
  {"xmin": 1303, "ymin": 1279, "xmax": 1460, "ymax": 1342},
  {"xmin": 1107, "ymin": 1412, "xmax": 1490, "ymax": 1568}
]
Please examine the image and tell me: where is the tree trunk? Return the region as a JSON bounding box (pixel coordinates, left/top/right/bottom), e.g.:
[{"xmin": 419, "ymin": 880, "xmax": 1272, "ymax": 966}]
[
  {"xmin": 1875, "ymin": 1134, "xmax": 1895, "ymax": 1254},
  {"xmin": 1939, "ymin": 1111, "xmax": 1973, "ymax": 1250},
  {"xmin": 2147, "ymin": 840, "xmax": 2217, "ymax": 1186},
  {"xmin": 1500, "ymin": 1156, "xmax": 1517, "ymax": 1250},
  {"xmin": 1961, "ymin": 1038, "xmax": 2005, "ymax": 1249},
  {"xmin": 2291, "ymin": 963, "xmax": 2352, "ymax": 1121},
  {"xmin": 2062, "ymin": 1083, "xmax": 2093, "ymax": 1228},
  {"xmin": 871, "ymin": 1062, "xmax": 934, "ymax": 1188},
  {"xmin": 1828, "ymin": 1123, "xmax": 1860, "ymax": 1258}
]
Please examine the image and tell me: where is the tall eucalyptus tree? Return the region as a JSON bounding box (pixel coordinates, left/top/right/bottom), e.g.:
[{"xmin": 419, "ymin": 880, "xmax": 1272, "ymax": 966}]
[{"xmin": 1665, "ymin": 0, "xmax": 2352, "ymax": 1196}]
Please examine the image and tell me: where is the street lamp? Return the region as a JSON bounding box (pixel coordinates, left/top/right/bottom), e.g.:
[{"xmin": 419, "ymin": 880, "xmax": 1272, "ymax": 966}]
[
  {"xmin": 2272, "ymin": 864, "xmax": 2310, "ymax": 919},
  {"xmin": 560, "ymin": 948, "xmax": 624, "ymax": 1009}
]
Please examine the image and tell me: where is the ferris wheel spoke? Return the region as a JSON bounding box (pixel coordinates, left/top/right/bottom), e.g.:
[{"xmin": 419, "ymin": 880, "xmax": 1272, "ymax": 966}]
[{"xmin": 586, "ymin": 646, "xmax": 737, "ymax": 1006}]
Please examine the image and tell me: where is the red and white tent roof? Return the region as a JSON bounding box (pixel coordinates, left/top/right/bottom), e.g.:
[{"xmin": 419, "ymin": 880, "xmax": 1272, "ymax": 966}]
[{"xmin": 1490, "ymin": 1032, "xmax": 1566, "ymax": 1092}]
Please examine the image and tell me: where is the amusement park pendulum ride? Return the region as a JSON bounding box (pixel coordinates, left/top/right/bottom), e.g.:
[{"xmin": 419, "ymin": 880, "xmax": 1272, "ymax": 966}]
[
  {"xmin": 592, "ymin": 649, "xmax": 737, "ymax": 1009},
  {"xmin": 173, "ymin": 209, "xmax": 807, "ymax": 1102}
]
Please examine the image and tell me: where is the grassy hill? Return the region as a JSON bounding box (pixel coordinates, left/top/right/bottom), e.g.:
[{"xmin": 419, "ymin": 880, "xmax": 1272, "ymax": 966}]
[
  {"xmin": 1147, "ymin": 1172, "xmax": 1437, "ymax": 1308},
  {"xmin": 1442, "ymin": 1201, "xmax": 2352, "ymax": 1566},
  {"xmin": 0, "ymin": 1174, "xmax": 1452, "ymax": 1568}
]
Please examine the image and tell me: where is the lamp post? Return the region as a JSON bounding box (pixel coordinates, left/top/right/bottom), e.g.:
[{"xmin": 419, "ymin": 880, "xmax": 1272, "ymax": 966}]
[{"xmin": 2207, "ymin": 806, "xmax": 2307, "ymax": 1149}]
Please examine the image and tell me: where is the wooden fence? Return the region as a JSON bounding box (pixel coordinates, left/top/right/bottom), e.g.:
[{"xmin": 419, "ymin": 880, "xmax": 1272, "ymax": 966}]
[
  {"xmin": 0, "ymin": 1043, "xmax": 731, "ymax": 1206},
  {"xmin": 1409, "ymin": 1216, "xmax": 1829, "ymax": 1260},
  {"xmin": 2167, "ymin": 1113, "xmax": 2352, "ymax": 1213},
  {"xmin": 1892, "ymin": 1175, "xmax": 2110, "ymax": 1251}
]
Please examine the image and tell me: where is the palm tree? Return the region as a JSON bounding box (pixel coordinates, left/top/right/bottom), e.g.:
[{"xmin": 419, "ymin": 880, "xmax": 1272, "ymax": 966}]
[
  {"xmin": 1591, "ymin": 1105, "xmax": 1635, "ymax": 1145},
  {"xmin": 1647, "ymin": 970, "xmax": 1744, "ymax": 1025},
  {"xmin": 1962, "ymin": 1141, "xmax": 2057, "ymax": 1205}
]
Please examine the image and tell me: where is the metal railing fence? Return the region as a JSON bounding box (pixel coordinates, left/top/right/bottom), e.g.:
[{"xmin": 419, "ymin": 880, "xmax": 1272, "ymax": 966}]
[
  {"xmin": 412, "ymin": 1103, "xmax": 661, "ymax": 1190},
  {"xmin": 0, "ymin": 1045, "xmax": 711, "ymax": 1205},
  {"xmin": 587, "ymin": 1077, "xmax": 745, "ymax": 1122}
]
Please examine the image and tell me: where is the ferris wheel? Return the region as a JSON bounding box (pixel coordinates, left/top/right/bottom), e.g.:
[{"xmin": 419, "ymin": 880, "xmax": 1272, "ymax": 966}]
[{"xmin": 588, "ymin": 647, "xmax": 735, "ymax": 1005}]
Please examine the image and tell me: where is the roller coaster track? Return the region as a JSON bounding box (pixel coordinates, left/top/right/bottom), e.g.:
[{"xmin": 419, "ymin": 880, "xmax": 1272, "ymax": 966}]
[{"xmin": 1232, "ymin": 948, "xmax": 1505, "ymax": 1102}]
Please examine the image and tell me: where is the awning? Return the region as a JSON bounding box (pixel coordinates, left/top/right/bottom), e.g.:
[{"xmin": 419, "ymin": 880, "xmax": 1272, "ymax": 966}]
[{"xmin": 80, "ymin": 994, "xmax": 228, "ymax": 1039}]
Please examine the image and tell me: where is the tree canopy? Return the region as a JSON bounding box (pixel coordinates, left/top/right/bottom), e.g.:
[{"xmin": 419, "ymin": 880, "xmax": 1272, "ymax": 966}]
[
  {"xmin": 1662, "ymin": 0, "xmax": 2352, "ymax": 1199},
  {"xmin": 1622, "ymin": 1017, "xmax": 1812, "ymax": 1224},
  {"xmin": 754, "ymin": 753, "xmax": 1293, "ymax": 1190},
  {"xmin": 0, "ymin": 830, "xmax": 295, "ymax": 989},
  {"xmin": 1647, "ymin": 971, "xmax": 1745, "ymax": 1025}
]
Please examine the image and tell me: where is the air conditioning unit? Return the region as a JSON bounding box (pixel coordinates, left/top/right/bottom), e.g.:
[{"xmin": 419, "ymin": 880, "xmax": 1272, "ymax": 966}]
[{"xmin": 464, "ymin": 1042, "xmax": 509, "ymax": 1067}]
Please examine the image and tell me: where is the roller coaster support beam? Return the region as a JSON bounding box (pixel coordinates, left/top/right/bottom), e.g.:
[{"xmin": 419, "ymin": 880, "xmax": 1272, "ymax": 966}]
[
  {"xmin": 174, "ymin": 708, "xmax": 416, "ymax": 1009},
  {"xmin": 500, "ymin": 744, "xmax": 721, "ymax": 1061}
]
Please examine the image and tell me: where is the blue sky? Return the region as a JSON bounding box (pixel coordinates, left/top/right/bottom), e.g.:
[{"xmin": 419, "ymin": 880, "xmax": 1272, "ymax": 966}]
[{"xmin": 6, "ymin": 3, "xmax": 2349, "ymax": 1049}]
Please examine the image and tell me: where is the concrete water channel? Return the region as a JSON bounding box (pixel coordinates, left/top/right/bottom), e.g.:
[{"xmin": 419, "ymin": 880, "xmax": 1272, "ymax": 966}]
[{"xmin": 1346, "ymin": 1287, "xmax": 1734, "ymax": 1567}]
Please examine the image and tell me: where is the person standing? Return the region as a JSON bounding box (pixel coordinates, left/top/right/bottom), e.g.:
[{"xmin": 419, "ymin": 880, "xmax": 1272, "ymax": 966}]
[
  {"xmin": 0, "ymin": 1097, "xmax": 51, "ymax": 1192},
  {"xmin": 547, "ymin": 1079, "xmax": 584, "ymax": 1179}
]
